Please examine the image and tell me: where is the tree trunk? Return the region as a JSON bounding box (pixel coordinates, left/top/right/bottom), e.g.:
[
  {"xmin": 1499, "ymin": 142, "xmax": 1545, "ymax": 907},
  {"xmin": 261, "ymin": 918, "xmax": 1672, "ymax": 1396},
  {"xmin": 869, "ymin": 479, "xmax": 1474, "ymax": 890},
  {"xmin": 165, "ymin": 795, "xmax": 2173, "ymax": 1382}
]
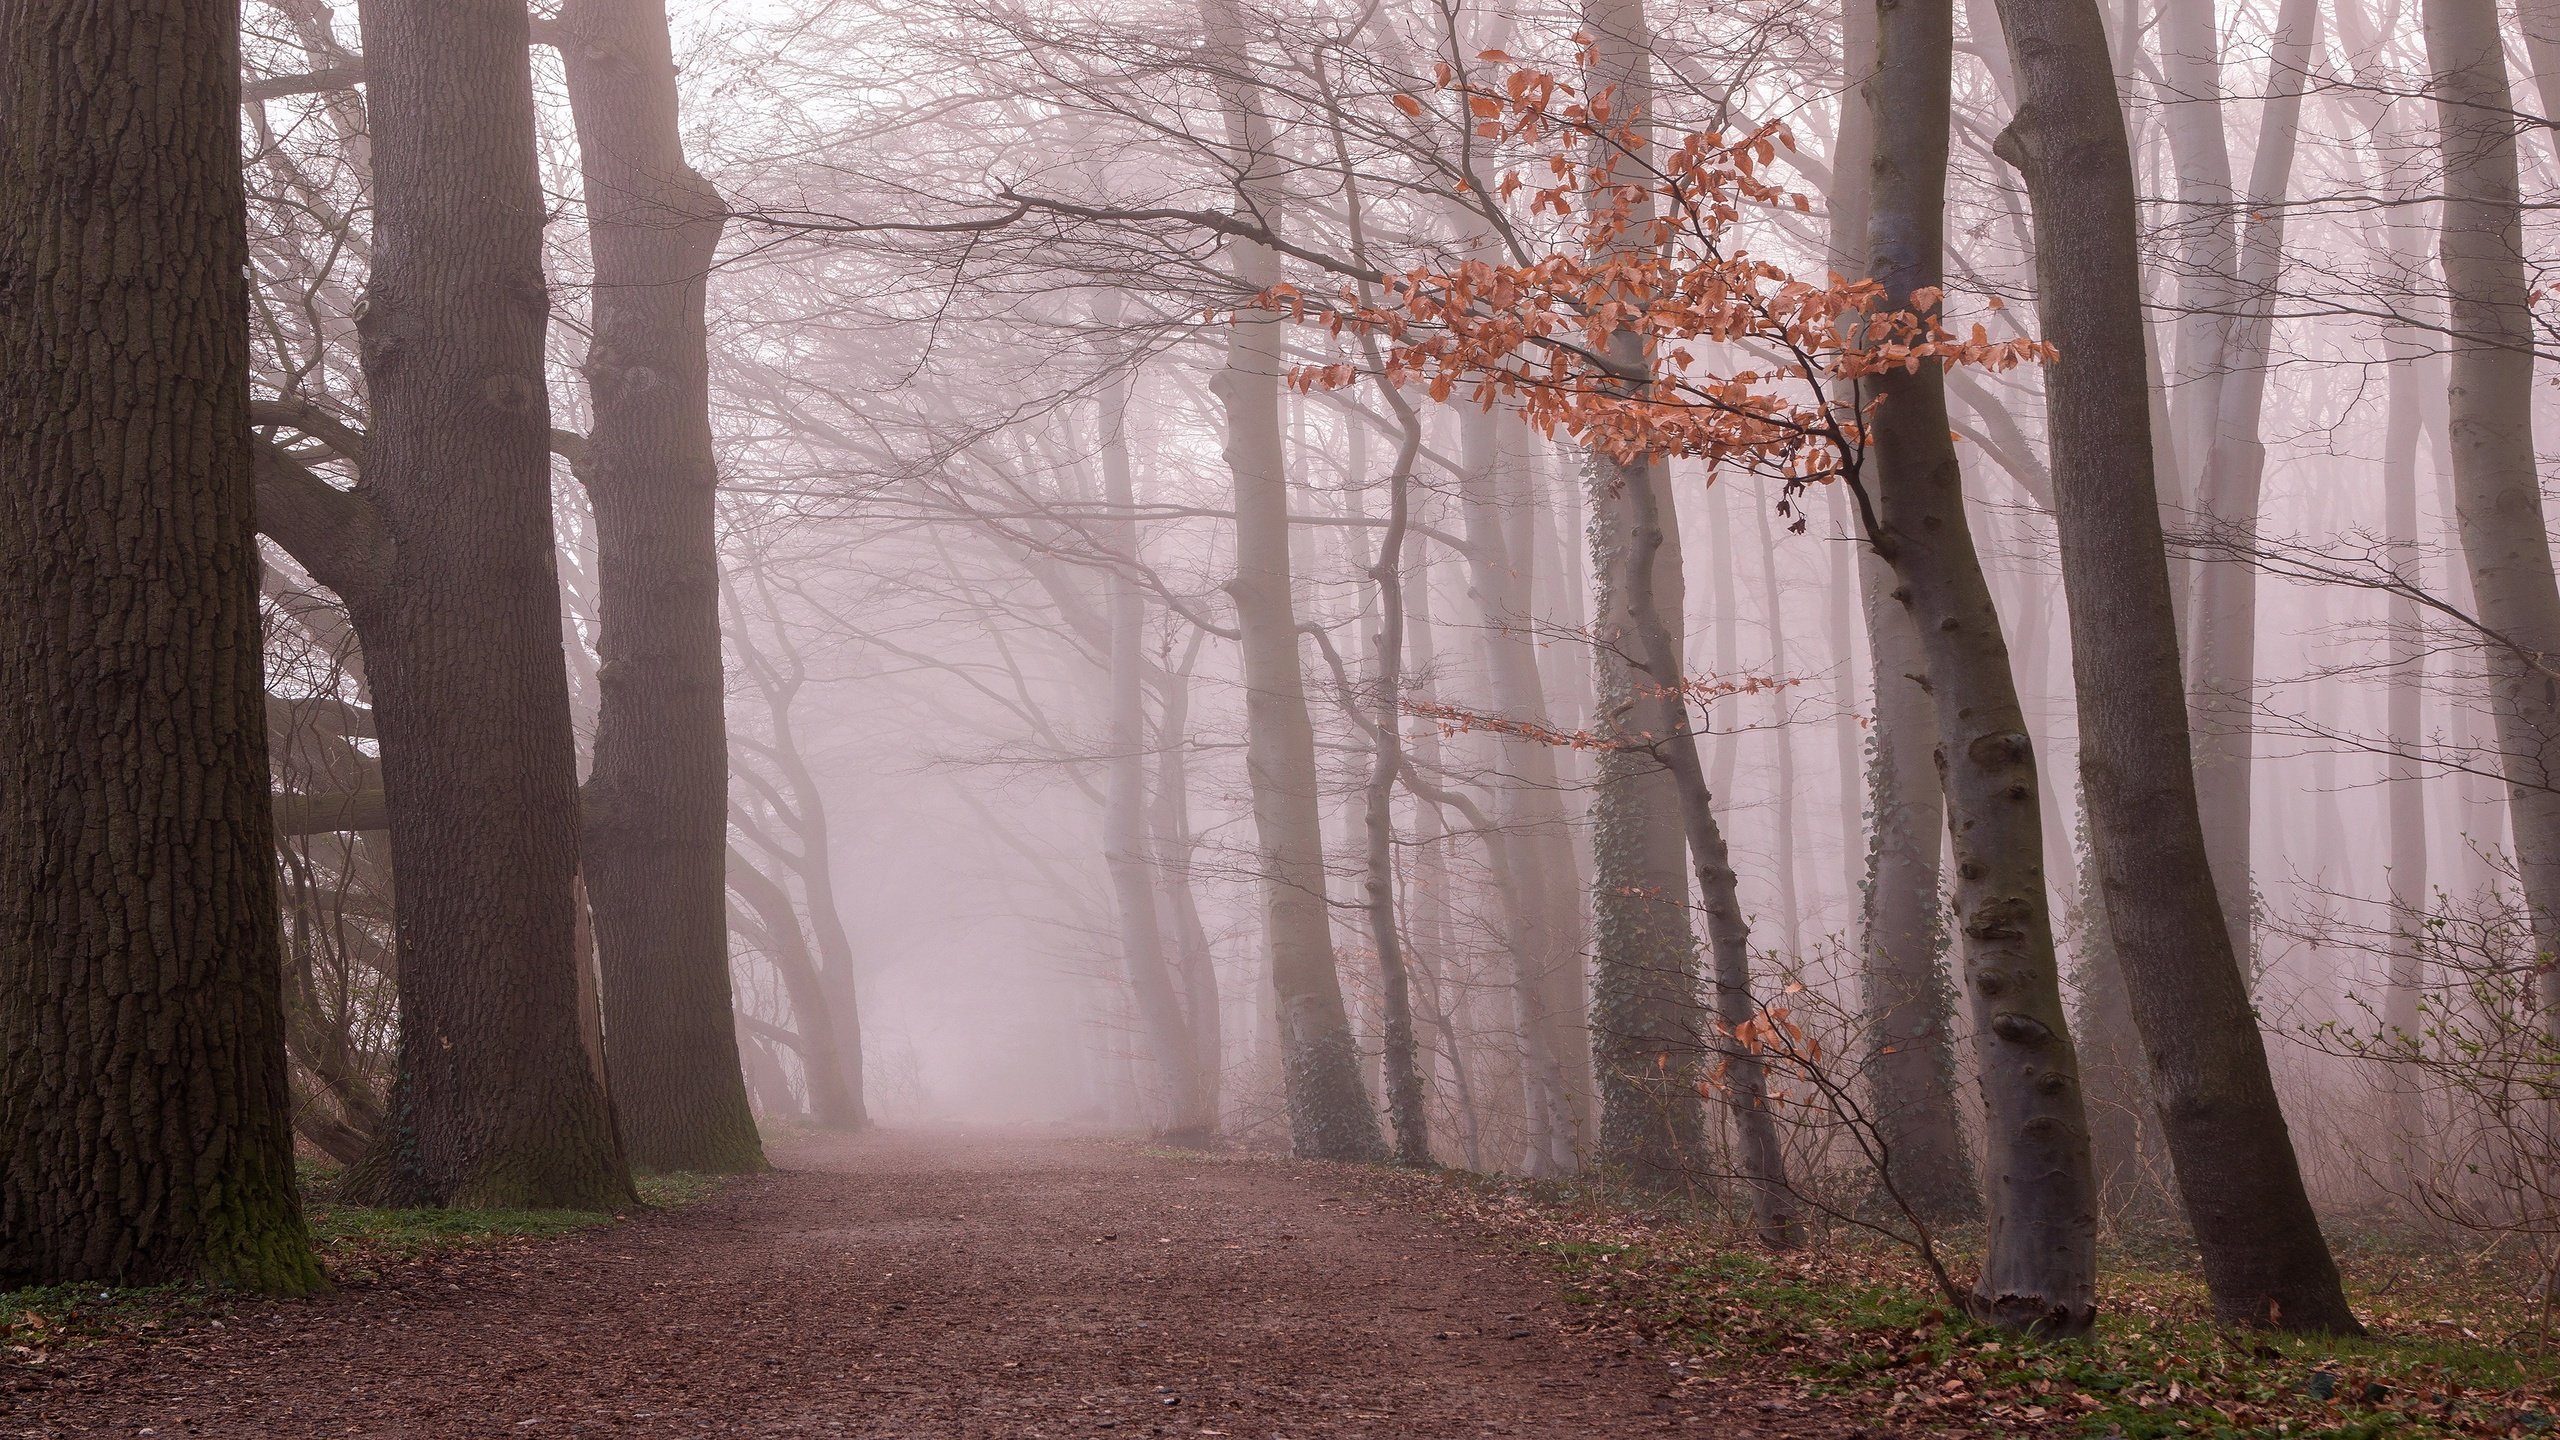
[
  {"xmin": 0, "ymin": 0, "xmax": 322, "ymax": 1292},
  {"xmin": 1987, "ymin": 0, "xmax": 2360, "ymax": 1332},
  {"xmin": 1620, "ymin": 464, "xmax": 1804, "ymax": 1249},
  {"xmin": 1201, "ymin": 0, "xmax": 1383, "ymax": 1162},
  {"xmin": 1862, "ymin": 0, "xmax": 2092, "ymax": 1331},
  {"xmin": 340, "ymin": 0, "xmax": 630, "ymax": 1210},
  {"xmin": 727, "ymin": 848, "xmax": 862, "ymax": 1129},
  {"xmin": 552, "ymin": 0, "xmax": 764, "ymax": 1174},
  {"xmin": 1583, "ymin": 0, "xmax": 1707, "ymax": 1190},
  {"xmin": 1098, "ymin": 361, "xmax": 1216, "ymax": 1143},
  {"xmin": 1751, "ymin": 495, "xmax": 1807, "ymax": 960},
  {"xmin": 1456, "ymin": 410, "xmax": 1595, "ymax": 1177},
  {"xmin": 2424, "ymin": 0, "xmax": 2560, "ymax": 1040},
  {"xmin": 1148, "ymin": 649, "xmax": 1226, "ymax": 1131},
  {"xmin": 1834, "ymin": 0, "xmax": 1982, "ymax": 1229},
  {"xmin": 1357, "ymin": 382, "xmax": 1432, "ymax": 1167},
  {"xmin": 2179, "ymin": 0, "xmax": 2321, "ymax": 976}
]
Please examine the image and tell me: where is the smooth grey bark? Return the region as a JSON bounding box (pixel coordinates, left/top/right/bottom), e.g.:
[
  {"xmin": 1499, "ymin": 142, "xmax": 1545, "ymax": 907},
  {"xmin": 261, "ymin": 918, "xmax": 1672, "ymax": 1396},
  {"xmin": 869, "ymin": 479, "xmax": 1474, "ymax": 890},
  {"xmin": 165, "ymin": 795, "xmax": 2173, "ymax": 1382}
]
[
  {"xmin": 552, "ymin": 0, "xmax": 765, "ymax": 1176},
  {"xmin": 1750, "ymin": 495, "xmax": 1807, "ymax": 961},
  {"xmin": 0, "ymin": 0, "xmax": 322, "ymax": 1292},
  {"xmin": 1097, "ymin": 359, "xmax": 1217, "ymax": 1143},
  {"xmin": 1861, "ymin": 0, "xmax": 2092, "ymax": 1331},
  {"xmin": 1147, "ymin": 646, "xmax": 1226, "ymax": 1130},
  {"xmin": 1825, "ymin": 0, "xmax": 1979, "ymax": 1224},
  {"xmin": 339, "ymin": 0, "xmax": 630, "ymax": 1211},
  {"xmin": 1459, "ymin": 411, "xmax": 1597, "ymax": 1177},
  {"xmin": 1620, "ymin": 461, "xmax": 1804, "ymax": 1249},
  {"xmin": 2179, "ymin": 0, "xmax": 2321, "ymax": 976},
  {"xmin": 1200, "ymin": 0, "xmax": 1383, "ymax": 1161},
  {"xmin": 2424, "ymin": 0, "xmax": 2560, "ymax": 1040},
  {"xmin": 1987, "ymin": 0, "xmax": 2361, "ymax": 1333}
]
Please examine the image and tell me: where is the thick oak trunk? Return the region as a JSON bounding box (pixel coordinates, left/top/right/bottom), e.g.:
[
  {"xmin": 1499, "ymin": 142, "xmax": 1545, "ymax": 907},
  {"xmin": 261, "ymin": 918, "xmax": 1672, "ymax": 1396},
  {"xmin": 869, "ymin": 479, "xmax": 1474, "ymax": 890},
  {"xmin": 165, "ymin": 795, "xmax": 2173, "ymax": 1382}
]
[
  {"xmin": 553, "ymin": 0, "xmax": 765, "ymax": 1174},
  {"xmin": 0, "ymin": 0, "xmax": 321, "ymax": 1293},
  {"xmin": 341, "ymin": 0, "xmax": 630, "ymax": 1210}
]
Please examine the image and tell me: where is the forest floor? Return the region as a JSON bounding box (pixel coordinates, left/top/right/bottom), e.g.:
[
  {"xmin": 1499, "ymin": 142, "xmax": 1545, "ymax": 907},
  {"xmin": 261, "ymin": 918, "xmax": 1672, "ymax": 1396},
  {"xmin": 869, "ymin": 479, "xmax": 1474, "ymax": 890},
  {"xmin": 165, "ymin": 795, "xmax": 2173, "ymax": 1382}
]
[{"xmin": 3, "ymin": 1128, "xmax": 1879, "ymax": 1439}]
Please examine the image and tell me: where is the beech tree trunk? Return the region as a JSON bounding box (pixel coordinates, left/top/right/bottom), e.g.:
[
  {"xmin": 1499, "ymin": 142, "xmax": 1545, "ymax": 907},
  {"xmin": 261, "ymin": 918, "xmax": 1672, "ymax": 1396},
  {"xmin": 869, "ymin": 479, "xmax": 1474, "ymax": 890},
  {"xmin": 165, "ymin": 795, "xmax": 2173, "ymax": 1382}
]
[
  {"xmin": 1583, "ymin": 0, "xmax": 1707, "ymax": 1190},
  {"xmin": 1862, "ymin": 0, "xmax": 2092, "ymax": 1331},
  {"xmin": 0, "ymin": 0, "xmax": 322, "ymax": 1292},
  {"xmin": 1987, "ymin": 0, "xmax": 2359, "ymax": 1332},
  {"xmin": 553, "ymin": 0, "xmax": 765, "ymax": 1175},
  {"xmin": 341, "ymin": 0, "xmax": 630, "ymax": 1210},
  {"xmin": 1838, "ymin": 0, "xmax": 1979, "ymax": 1229},
  {"xmin": 726, "ymin": 847, "xmax": 862, "ymax": 1129},
  {"xmin": 1457, "ymin": 410, "xmax": 1595, "ymax": 1177},
  {"xmin": 1098, "ymin": 360, "xmax": 1216, "ymax": 1142},
  {"xmin": 1201, "ymin": 0, "xmax": 1383, "ymax": 1162},
  {"xmin": 2424, "ymin": 0, "xmax": 2560, "ymax": 1038},
  {"xmin": 2179, "ymin": 0, "xmax": 2320, "ymax": 973}
]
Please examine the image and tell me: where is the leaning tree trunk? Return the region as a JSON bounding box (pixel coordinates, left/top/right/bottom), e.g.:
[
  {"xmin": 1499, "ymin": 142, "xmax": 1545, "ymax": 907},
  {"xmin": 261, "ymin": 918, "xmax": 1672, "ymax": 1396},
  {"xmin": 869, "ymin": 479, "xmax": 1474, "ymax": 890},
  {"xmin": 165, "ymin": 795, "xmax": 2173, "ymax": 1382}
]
[
  {"xmin": 1620, "ymin": 463, "xmax": 1804, "ymax": 1250},
  {"xmin": 2179, "ymin": 0, "xmax": 2320, "ymax": 977},
  {"xmin": 0, "ymin": 0, "xmax": 321, "ymax": 1293},
  {"xmin": 341, "ymin": 0, "xmax": 630, "ymax": 1210},
  {"xmin": 1862, "ymin": 0, "xmax": 2093, "ymax": 1331},
  {"xmin": 553, "ymin": 0, "xmax": 765, "ymax": 1175},
  {"xmin": 1201, "ymin": 0, "xmax": 1384, "ymax": 1161},
  {"xmin": 1987, "ymin": 0, "xmax": 2359, "ymax": 1332},
  {"xmin": 1583, "ymin": 0, "xmax": 1709, "ymax": 1190},
  {"xmin": 2424, "ymin": 0, "xmax": 2560, "ymax": 1038}
]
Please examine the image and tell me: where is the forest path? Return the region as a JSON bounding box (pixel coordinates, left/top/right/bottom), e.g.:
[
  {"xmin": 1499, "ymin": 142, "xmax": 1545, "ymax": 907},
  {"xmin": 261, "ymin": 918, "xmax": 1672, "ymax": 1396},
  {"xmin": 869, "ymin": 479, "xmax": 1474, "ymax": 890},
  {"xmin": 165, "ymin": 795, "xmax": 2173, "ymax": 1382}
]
[{"xmin": 6, "ymin": 1128, "xmax": 1838, "ymax": 1439}]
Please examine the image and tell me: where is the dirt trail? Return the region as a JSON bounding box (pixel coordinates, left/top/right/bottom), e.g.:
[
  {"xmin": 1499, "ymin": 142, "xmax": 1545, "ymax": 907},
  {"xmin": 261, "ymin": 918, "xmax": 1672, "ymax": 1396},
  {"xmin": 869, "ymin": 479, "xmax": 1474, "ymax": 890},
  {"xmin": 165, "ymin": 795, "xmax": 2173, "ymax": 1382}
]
[{"xmin": 6, "ymin": 1130, "xmax": 1835, "ymax": 1439}]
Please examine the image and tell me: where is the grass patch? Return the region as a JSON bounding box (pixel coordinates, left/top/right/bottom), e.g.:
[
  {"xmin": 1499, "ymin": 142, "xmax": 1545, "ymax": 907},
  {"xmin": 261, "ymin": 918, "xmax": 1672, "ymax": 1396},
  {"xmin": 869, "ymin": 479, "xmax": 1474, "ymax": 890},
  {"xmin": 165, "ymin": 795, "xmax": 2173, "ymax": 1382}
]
[
  {"xmin": 4, "ymin": 1166, "xmax": 730, "ymax": 1368},
  {"xmin": 1368, "ymin": 1167, "xmax": 2560, "ymax": 1438}
]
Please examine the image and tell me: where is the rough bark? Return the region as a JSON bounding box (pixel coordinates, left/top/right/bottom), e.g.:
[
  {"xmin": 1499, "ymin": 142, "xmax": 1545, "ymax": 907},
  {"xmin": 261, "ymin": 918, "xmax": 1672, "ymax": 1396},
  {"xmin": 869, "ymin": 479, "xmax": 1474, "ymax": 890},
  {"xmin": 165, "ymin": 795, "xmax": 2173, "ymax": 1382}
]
[
  {"xmin": 0, "ymin": 0, "xmax": 322, "ymax": 1293},
  {"xmin": 552, "ymin": 0, "xmax": 764, "ymax": 1175},
  {"xmin": 1862, "ymin": 0, "xmax": 2091, "ymax": 1331},
  {"xmin": 2424, "ymin": 0, "xmax": 2560, "ymax": 1039},
  {"xmin": 1987, "ymin": 0, "xmax": 2360, "ymax": 1332},
  {"xmin": 339, "ymin": 0, "xmax": 631, "ymax": 1210},
  {"xmin": 1200, "ymin": 0, "xmax": 1384, "ymax": 1162}
]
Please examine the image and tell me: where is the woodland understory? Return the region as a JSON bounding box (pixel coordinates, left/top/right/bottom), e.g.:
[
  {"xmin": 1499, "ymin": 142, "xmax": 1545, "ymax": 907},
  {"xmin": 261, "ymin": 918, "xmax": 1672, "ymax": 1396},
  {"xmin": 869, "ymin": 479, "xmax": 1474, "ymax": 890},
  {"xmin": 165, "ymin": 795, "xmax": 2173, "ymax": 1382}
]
[{"xmin": 3, "ymin": 0, "xmax": 2560, "ymax": 1432}]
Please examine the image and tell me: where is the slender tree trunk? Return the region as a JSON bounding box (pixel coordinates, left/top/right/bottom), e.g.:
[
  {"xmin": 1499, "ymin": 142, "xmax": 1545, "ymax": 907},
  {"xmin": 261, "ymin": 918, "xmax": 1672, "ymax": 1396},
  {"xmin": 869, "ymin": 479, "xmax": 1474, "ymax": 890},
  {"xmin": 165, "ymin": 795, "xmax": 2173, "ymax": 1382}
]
[
  {"xmin": 1098, "ymin": 362, "xmax": 1217, "ymax": 1142},
  {"xmin": 2180, "ymin": 0, "xmax": 2320, "ymax": 975},
  {"xmin": 2383, "ymin": 314, "xmax": 2430, "ymax": 1170},
  {"xmin": 0, "ymin": 0, "xmax": 322, "ymax": 1291},
  {"xmin": 1148, "ymin": 650, "xmax": 1226, "ymax": 1129},
  {"xmin": 1357, "ymin": 380, "xmax": 1432, "ymax": 1166},
  {"xmin": 1751, "ymin": 491, "xmax": 1806, "ymax": 960},
  {"xmin": 726, "ymin": 850, "xmax": 861, "ymax": 1129},
  {"xmin": 1583, "ymin": 0, "xmax": 1708, "ymax": 1190},
  {"xmin": 1201, "ymin": 0, "xmax": 1383, "ymax": 1161},
  {"xmin": 2424, "ymin": 0, "xmax": 2560, "ymax": 1039},
  {"xmin": 341, "ymin": 0, "xmax": 630, "ymax": 1211},
  {"xmin": 1827, "ymin": 0, "xmax": 1979, "ymax": 1223},
  {"xmin": 1621, "ymin": 467, "xmax": 1804, "ymax": 1249},
  {"xmin": 1987, "ymin": 0, "xmax": 2359, "ymax": 1332},
  {"xmin": 1862, "ymin": 0, "xmax": 2092, "ymax": 1330},
  {"xmin": 1455, "ymin": 409, "xmax": 1593, "ymax": 1176},
  {"xmin": 553, "ymin": 0, "xmax": 764, "ymax": 1175}
]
